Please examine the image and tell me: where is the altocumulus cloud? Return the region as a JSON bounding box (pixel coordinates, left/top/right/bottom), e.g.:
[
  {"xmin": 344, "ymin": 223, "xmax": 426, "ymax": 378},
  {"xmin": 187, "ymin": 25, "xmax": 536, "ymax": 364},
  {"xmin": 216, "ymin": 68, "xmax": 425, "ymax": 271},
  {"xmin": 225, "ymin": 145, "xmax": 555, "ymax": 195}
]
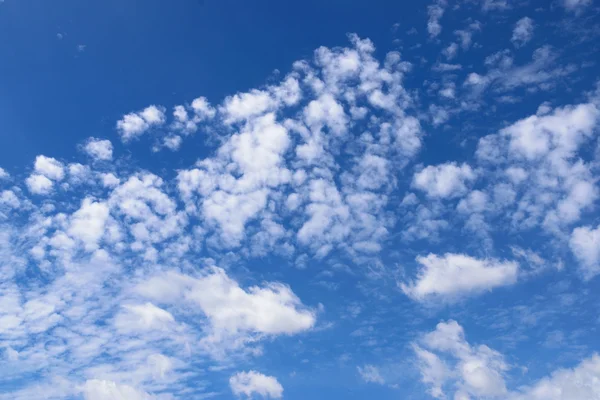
[{"xmin": 1, "ymin": 3, "xmax": 600, "ymax": 396}]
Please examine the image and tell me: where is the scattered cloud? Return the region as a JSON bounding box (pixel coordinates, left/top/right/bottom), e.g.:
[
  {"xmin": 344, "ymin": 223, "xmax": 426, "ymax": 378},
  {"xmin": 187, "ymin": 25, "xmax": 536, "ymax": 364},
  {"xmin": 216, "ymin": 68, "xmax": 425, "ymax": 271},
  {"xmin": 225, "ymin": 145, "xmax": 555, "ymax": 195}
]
[
  {"xmin": 401, "ymin": 253, "xmax": 519, "ymax": 302},
  {"xmin": 84, "ymin": 138, "xmax": 113, "ymax": 161},
  {"xmin": 414, "ymin": 320, "xmax": 509, "ymax": 399},
  {"xmin": 570, "ymin": 224, "xmax": 600, "ymax": 279},
  {"xmin": 562, "ymin": 0, "xmax": 592, "ymax": 13},
  {"xmin": 230, "ymin": 371, "xmax": 283, "ymax": 399},
  {"xmin": 358, "ymin": 364, "xmax": 385, "ymax": 384},
  {"xmin": 427, "ymin": 0, "xmax": 447, "ymax": 39},
  {"xmin": 116, "ymin": 105, "xmax": 166, "ymax": 141},
  {"xmin": 512, "ymin": 17, "xmax": 534, "ymax": 47},
  {"xmin": 412, "ymin": 162, "xmax": 476, "ymax": 199},
  {"xmin": 415, "ymin": 321, "xmax": 600, "ymax": 400}
]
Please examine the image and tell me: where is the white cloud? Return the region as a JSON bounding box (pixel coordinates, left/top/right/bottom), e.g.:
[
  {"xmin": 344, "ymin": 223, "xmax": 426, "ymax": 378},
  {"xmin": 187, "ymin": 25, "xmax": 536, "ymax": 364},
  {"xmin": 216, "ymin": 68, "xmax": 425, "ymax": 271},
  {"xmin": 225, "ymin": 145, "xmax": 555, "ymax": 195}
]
[
  {"xmin": 222, "ymin": 90, "xmax": 276, "ymax": 124},
  {"xmin": 512, "ymin": 17, "xmax": 534, "ymax": 47},
  {"xmin": 304, "ymin": 93, "xmax": 348, "ymax": 135},
  {"xmin": 117, "ymin": 105, "xmax": 166, "ymax": 141},
  {"xmin": 0, "ymin": 167, "xmax": 9, "ymax": 179},
  {"xmin": 172, "ymin": 97, "xmax": 216, "ymax": 133},
  {"xmin": 84, "ymin": 138, "xmax": 113, "ymax": 161},
  {"xmin": 464, "ymin": 46, "xmax": 576, "ymax": 96},
  {"xmin": 432, "ymin": 62, "xmax": 462, "ymax": 72},
  {"xmin": 230, "ymin": 371, "xmax": 283, "ymax": 399},
  {"xmin": 26, "ymin": 174, "xmax": 54, "ymax": 195},
  {"xmin": 570, "ymin": 225, "xmax": 600, "ymax": 279},
  {"xmin": 481, "ymin": 0, "xmax": 510, "ymax": 11},
  {"xmin": 68, "ymin": 198, "xmax": 110, "ymax": 251},
  {"xmin": 163, "ymin": 135, "xmax": 182, "ymax": 151},
  {"xmin": 412, "ymin": 162, "xmax": 476, "ymax": 198},
  {"xmin": 357, "ymin": 364, "xmax": 385, "ymax": 384},
  {"xmin": 508, "ymin": 354, "xmax": 600, "ymax": 399},
  {"xmin": 454, "ymin": 21, "xmax": 480, "ymax": 50},
  {"xmin": 501, "ymin": 103, "xmax": 598, "ymax": 160},
  {"xmin": 191, "ymin": 96, "xmax": 216, "ymax": 120},
  {"xmin": 562, "ymin": 0, "xmax": 592, "ymax": 12},
  {"xmin": 414, "ymin": 320, "xmax": 509, "ymax": 399},
  {"xmin": 115, "ymin": 302, "xmax": 175, "ymax": 333},
  {"xmin": 135, "ymin": 266, "xmax": 315, "ymax": 351},
  {"xmin": 413, "ymin": 346, "xmax": 450, "ymax": 398},
  {"xmin": 68, "ymin": 163, "xmax": 91, "ymax": 184},
  {"xmin": 427, "ymin": 0, "xmax": 447, "ymax": 38},
  {"xmin": 100, "ymin": 173, "xmax": 120, "ymax": 188},
  {"xmin": 442, "ymin": 42, "xmax": 458, "ymax": 60},
  {"xmin": 0, "ymin": 190, "xmax": 20, "ymax": 208},
  {"xmin": 476, "ymin": 102, "xmax": 599, "ymax": 234},
  {"xmin": 7, "ymin": 32, "xmax": 599, "ymax": 400},
  {"xmin": 82, "ymin": 379, "xmax": 154, "ymax": 400},
  {"xmin": 401, "ymin": 253, "xmax": 519, "ymax": 301},
  {"xmin": 34, "ymin": 155, "xmax": 64, "ymax": 180}
]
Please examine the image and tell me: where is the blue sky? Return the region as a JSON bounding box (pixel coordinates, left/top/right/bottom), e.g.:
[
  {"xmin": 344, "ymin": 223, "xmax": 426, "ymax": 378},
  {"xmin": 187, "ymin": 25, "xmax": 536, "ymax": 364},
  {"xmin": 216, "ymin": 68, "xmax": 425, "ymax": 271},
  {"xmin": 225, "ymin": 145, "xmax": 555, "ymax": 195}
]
[{"xmin": 1, "ymin": 0, "xmax": 600, "ymax": 399}]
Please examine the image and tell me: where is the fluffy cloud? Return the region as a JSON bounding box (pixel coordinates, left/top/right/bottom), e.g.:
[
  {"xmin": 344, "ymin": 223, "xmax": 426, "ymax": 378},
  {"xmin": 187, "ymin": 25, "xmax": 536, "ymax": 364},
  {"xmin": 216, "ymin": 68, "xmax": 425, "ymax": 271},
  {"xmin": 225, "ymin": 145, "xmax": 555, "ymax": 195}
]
[
  {"xmin": 508, "ymin": 354, "xmax": 600, "ymax": 399},
  {"xmin": 34, "ymin": 155, "xmax": 64, "ymax": 180},
  {"xmin": 68, "ymin": 198, "xmax": 110, "ymax": 251},
  {"xmin": 0, "ymin": 167, "xmax": 9, "ymax": 180},
  {"xmin": 415, "ymin": 322, "xmax": 600, "ymax": 399},
  {"xmin": 25, "ymin": 174, "xmax": 54, "ymax": 195},
  {"xmin": 230, "ymin": 371, "xmax": 283, "ymax": 399},
  {"xmin": 475, "ymin": 102, "xmax": 599, "ymax": 234},
  {"xmin": 0, "ymin": 190, "xmax": 20, "ymax": 208},
  {"xmin": 173, "ymin": 34, "xmax": 420, "ymax": 258},
  {"xmin": 117, "ymin": 105, "xmax": 166, "ymax": 141},
  {"xmin": 84, "ymin": 138, "xmax": 113, "ymax": 161},
  {"xmin": 3, "ymin": 29, "xmax": 600, "ymax": 400},
  {"xmin": 114, "ymin": 303, "xmax": 175, "ymax": 333},
  {"xmin": 412, "ymin": 163, "xmax": 476, "ymax": 198},
  {"xmin": 135, "ymin": 266, "xmax": 316, "ymax": 352},
  {"xmin": 570, "ymin": 225, "xmax": 600, "ymax": 279},
  {"xmin": 401, "ymin": 253, "xmax": 519, "ymax": 301},
  {"xmin": 512, "ymin": 17, "xmax": 534, "ymax": 47},
  {"xmin": 414, "ymin": 320, "xmax": 509, "ymax": 399},
  {"xmin": 427, "ymin": 0, "xmax": 447, "ymax": 38},
  {"xmin": 171, "ymin": 96, "xmax": 216, "ymax": 133}
]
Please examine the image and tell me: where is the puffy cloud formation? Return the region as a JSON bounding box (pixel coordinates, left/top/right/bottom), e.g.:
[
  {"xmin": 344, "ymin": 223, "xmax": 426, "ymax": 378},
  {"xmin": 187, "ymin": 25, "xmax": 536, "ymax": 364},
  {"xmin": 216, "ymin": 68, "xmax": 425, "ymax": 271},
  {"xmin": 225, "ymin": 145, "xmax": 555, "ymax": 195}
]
[
  {"xmin": 414, "ymin": 320, "xmax": 509, "ymax": 399},
  {"xmin": 570, "ymin": 224, "xmax": 600, "ymax": 279},
  {"xmin": 117, "ymin": 105, "xmax": 166, "ymax": 141},
  {"xmin": 2, "ymin": 23, "xmax": 600, "ymax": 400},
  {"xmin": 134, "ymin": 267, "xmax": 316, "ymax": 351},
  {"xmin": 415, "ymin": 321, "xmax": 600, "ymax": 400},
  {"xmin": 412, "ymin": 163, "xmax": 477, "ymax": 199},
  {"xmin": 508, "ymin": 354, "xmax": 600, "ymax": 400},
  {"xmin": 84, "ymin": 138, "xmax": 113, "ymax": 161},
  {"xmin": 512, "ymin": 17, "xmax": 534, "ymax": 47},
  {"xmin": 25, "ymin": 173, "xmax": 54, "ymax": 194},
  {"xmin": 427, "ymin": 0, "xmax": 447, "ymax": 38},
  {"xmin": 230, "ymin": 371, "xmax": 284, "ymax": 399},
  {"xmin": 34, "ymin": 155, "xmax": 65, "ymax": 180},
  {"xmin": 171, "ymin": 33, "xmax": 421, "ymax": 258},
  {"xmin": 401, "ymin": 253, "xmax": 519, "ymax": 301}
]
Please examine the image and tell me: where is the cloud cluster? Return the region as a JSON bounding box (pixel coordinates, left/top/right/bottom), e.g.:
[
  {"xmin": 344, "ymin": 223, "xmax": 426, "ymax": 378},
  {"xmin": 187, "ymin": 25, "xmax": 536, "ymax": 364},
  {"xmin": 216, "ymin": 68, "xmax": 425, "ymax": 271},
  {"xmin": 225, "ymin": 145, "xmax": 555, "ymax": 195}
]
[
  {"xmin": 229, "ymin": 371, "xmax": 283, "ymax": 399},
  {"xmin": 2, "ymin": 15, "xmax": 600, "ymax": 398},
  {"xmin": 401, "ymin": 254, "xmax": 519, "ymax": 302},
  {"xmin": 414, "ymin": 321, "xmax": 600, "ymax": 400}
]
